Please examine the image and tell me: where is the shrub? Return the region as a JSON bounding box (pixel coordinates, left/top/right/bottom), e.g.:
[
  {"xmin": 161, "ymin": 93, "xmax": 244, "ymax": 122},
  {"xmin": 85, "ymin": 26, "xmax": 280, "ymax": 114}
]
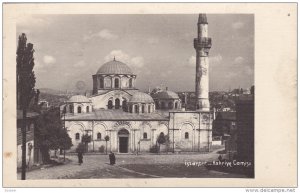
[{"xmin": 150, "ymin": 145, "xmax": 159, "ymax": 153}]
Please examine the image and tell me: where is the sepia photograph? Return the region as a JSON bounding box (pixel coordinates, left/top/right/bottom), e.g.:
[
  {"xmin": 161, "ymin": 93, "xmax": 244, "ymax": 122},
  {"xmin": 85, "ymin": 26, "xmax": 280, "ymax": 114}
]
[
  {"xmin": 15, "ymin": 13, "xmax": 254, "ymax": 180},
  {"xmin": 2, "ymin": 2, "xmax": 297, "ymax": 188}
]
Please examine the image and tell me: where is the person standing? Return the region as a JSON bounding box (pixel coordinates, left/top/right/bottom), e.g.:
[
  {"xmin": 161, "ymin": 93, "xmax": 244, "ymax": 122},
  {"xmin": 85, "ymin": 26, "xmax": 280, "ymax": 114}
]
[
  {"xmin": 78, "ymin": 151, "xmax": 83, "ymax": 165},
  {"xmin": 109, "ymin": 151, "xmax": 116, "ymax": 165}
]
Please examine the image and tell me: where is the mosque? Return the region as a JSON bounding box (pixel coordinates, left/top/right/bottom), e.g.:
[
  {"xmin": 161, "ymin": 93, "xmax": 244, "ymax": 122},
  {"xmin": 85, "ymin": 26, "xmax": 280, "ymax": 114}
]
[{"xmin": 61, "ymin": 14, "xmax": 213, "ymax": 153}]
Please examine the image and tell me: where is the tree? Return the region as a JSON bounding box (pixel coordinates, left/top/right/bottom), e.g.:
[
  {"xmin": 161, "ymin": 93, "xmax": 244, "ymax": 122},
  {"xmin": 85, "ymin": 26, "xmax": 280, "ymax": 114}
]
[
  {"xmin": 81, "ymin": 134, "xmax": 91, "ymax": 152},
  {"xmin": 104, "ymin": 135, "xmax": 110, "ymax": 154},
  {"xmin": 156, "ymin": 133, "xmax": 166, "ymax": 153},
  {"xmin": 17, "ymin": 33, "xmax": 36, "ymax": 180},
  {"xmin": 35, "ymin": 107, "xmax": 72, "ymax": 163}
]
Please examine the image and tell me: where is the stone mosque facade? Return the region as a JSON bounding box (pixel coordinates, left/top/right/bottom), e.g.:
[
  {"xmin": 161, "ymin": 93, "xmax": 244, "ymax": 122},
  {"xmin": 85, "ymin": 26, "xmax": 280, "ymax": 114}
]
[{"xmin": 61, "ymin": 14, "xmax": 213, "ymax": 153}]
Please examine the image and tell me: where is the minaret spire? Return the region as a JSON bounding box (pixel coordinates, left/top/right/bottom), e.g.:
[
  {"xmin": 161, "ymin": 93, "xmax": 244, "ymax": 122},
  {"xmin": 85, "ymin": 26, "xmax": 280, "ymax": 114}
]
[{"xmin": 194, "ymin": 13, "xmax": 212, "ymax": 111}]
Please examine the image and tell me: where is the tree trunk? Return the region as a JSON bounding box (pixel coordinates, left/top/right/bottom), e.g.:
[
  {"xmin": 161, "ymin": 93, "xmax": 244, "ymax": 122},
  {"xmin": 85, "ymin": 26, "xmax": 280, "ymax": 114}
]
[
  {"xmin": 105, "ymin": 141, "xmax": 107, "ymax": 155},
  {"xmin": 21, "ymin": 108, "xmax": 27, "ymax": 180}
]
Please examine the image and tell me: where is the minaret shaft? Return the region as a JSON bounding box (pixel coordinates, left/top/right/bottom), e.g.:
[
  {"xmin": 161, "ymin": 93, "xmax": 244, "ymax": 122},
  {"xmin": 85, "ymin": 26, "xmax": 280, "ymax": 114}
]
[{"xmin": 194, "ymin": 14, "xmax": 212, "ymax": 111}]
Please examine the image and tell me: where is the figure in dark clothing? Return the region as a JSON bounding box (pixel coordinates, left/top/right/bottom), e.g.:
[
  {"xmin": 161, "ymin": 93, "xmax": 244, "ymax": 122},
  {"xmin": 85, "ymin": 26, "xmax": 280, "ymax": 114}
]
[
  {"xmin": 109, "ymin": 151, "xmax": 116, "ymax": 165},
  {"xmin": 78, "ymin": 152, "xmax": 83, "ymax": 165}
]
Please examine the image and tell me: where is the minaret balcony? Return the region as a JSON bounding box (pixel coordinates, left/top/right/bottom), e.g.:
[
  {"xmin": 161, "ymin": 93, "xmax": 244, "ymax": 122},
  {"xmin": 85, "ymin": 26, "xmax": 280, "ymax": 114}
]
[{"xmin": 194, "ymin": 37, "xmax": 212, "ymax": 49}]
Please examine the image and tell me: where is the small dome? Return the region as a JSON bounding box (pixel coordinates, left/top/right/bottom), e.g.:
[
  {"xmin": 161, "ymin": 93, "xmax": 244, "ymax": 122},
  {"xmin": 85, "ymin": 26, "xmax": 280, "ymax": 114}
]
[
  {"xmin": 97, "ymin": 60, "xmax": 134, "ymax": 75},
  {"xmin": 129, "ymin": 92, "xmax": 154, "ymax": 103},
  {"xmin": 153, "ymin": 90, "xmax": 179, "ymax": 99},
  {"xmin": 68, "ymin": 95, "xmax": 91, "ymax": 103}
]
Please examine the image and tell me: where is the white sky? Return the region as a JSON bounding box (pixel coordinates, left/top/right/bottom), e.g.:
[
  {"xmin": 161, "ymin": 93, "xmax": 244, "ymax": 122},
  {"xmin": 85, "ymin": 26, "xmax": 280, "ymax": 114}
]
[{"xmin": 17, "ymin": 14, "xmax": 254, "ymax": 92}]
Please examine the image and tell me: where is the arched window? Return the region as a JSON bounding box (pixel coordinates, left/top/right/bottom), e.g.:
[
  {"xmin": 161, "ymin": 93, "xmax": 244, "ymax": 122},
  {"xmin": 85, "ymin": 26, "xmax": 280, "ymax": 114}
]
[
  {"xmin": 75, "ymin": 133, "xmax": 80, "ymax": 140},
  {"xmin": 69, "ymin": 105, "xmax": 73, "ymax": 113},
  {"xmin": 97, "ymin": 133, "xmax": 101, "ymax": 140},
  {"xmin": 135, "ymin": 105, "xmax": 139, "ymax": 113},
  {"xmin": 129, "ymin": 78, "xmax": 133, "ymax": 88},
  {"xmin": 148, "ymin": 105, "xmax": 151, "ymax": 113},
  {"xmin": 115, "ymin": 98, "xmax": 120, "ymax": 109},
  {"xmin": 175, "ymin": 102, "xmax": 178, "ymax": 109},
  {"xmin": 122, "ymin": 100, "xmax": 127, "ymax": 111},
  {"xmin": 108, "ymin": 100, "xmax": 113, "ymax": 109},
  {"xmin": 129, "ymin": 105, "xmax": 132, "ymax": 113},
  {"xmin": 115, "ymin": 78, "xmax": 119, "ymax": 88},
  {"xmin": 143, "ymin": 132, "xmax": 147, "ymax": 139},
  {"xmin": 63, "ymin": 106, "xmax": 67, "ymax": 114},
  {"xmin": 185, "ymin": 132, "xmax": 189, "ymax": 139},
  {"xmin": 77, "ymin": 106, "xmax": 82, "ymax": 113},
  {"xmin": 99, "ymin": 77, "xmax": 104, "ymax": 88},
  {"xmin": 142, "ymin": 105, "xmax": 145, "ymax": 113},
  {"xmin": 168, "ymin": 102, "xmax": 173, "ymax": 109},
  {"xmin": 86, "ymin": 106, "xmax": 89, "ymax": 113}
]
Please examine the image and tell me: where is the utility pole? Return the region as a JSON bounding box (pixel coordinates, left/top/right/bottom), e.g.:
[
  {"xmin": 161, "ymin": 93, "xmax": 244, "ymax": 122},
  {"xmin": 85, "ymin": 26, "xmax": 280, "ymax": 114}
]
[
  {"xmin": 172, "ymin": 112, "xmax": 175, "ymax": 153},
  {"xmin": 63, "ymin": 109, "xmax": 66, "ymax": 162}
]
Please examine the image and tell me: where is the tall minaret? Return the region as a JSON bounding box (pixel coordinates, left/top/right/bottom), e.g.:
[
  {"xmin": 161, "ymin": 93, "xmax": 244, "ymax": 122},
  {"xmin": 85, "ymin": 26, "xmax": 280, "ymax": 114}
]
[{"xmin": 194, "ymin": 14, "xmax": 212, "ymax": 111}]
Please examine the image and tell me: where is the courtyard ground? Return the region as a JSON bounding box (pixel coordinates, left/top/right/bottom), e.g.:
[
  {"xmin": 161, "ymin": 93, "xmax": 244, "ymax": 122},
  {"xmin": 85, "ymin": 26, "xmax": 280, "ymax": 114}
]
[{"xmin": 17, "ymin": 149, "xmax": 247, "ymax": 179}]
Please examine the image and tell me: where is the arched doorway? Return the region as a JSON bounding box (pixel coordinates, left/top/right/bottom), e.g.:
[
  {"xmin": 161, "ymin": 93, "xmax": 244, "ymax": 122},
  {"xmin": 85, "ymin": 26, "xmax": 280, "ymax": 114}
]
[
  {"xmin": 118, "ymin": 129, "xmax": 129, "ymax": 153},
  {"xmin": 115, "ymin": 98, "xmax": 120, "ymax": 109}
]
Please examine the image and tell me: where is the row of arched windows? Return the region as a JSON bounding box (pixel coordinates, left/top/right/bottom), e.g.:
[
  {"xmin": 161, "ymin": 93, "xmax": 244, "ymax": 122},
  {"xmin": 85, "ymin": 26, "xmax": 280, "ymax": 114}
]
[
  {"xmin": 75, "ymin": 131, "xmax": 189, "ymax": 141},
  {"xmin": 98, "ymin": 77, "xmax": 133, "ymax": 89},
  {"xmin": 155, "ymin": 101, "xmax": 179, "ymax": 110},
  {"xmin": 64, "ymin": 105, "xmax": 90, "ymax": 114},
  {"xmin": 107, "ymin": 99, "xmax": 127, "ymax": 110},
  {"xmin": 129, "ymin": 104, "xmax": 154, "ymax": 113},
  {"xmin": 75, "ymin": 132, "xmax": 102, "ymax": 141}
]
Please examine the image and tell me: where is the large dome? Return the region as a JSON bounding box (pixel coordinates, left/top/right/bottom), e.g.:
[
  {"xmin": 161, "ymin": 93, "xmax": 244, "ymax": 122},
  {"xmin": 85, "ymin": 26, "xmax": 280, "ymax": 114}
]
[
  {"xmin": 96, "ymin": 60, "xmax": 134, "ymax": 75},
  {"xmin": 153, "ymin": 90, "xmax": 179, "ymax": 99},
  {"xmin": 68, "ymin": 95, "xmax": 91, "ymax": 103},
  {"xmin": 129, "ymin": 92, "xmax": 154, "ymax": 103}
]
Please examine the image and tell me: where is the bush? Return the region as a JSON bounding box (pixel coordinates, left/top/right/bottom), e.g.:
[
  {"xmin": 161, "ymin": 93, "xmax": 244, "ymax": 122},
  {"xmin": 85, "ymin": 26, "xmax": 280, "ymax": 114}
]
[
  {"xmin": 99, "ymin": 145, "xmax": 105, "ymax": 153},
  {"xmin": 150, "ymin": 145, "xmax": 159, "ymax": 153}
]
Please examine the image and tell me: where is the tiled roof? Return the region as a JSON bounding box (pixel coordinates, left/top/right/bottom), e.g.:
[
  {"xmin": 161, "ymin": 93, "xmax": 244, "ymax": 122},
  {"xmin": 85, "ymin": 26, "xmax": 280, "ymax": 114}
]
[
  {"xmin": 152, "ymin": 90, "xmax": 179, "ymax": 99},
  {"xmin": 96, "ymin": 60, "xmax": 134, "ymax": 75},
  {"xmin": 129, "ymin": 92, "xmax": 154, "ymax": 103},
  {"xmin": 65, "ymin": 109, "xmax": 168, "ymax": 121},
  {"xmin": 68, "ymin": 95, "xmax": 91, "ymax": 103}
]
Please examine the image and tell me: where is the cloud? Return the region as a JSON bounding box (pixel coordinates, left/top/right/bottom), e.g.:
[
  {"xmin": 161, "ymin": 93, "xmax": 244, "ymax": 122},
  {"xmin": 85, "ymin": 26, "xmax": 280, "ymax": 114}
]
[
  {"xmin": 187, "ymin": 54, "xmax": 222, "ymax": 67},
  {"xmin": 43, "ymin": 55, "xmax": 56, "ymax": 65},
  {"xmin": 232, "ymin": 22, "xmax": 244, "ymax": 29},
  {"xmin": 83, "ymin": 29, "xmax": 118, "ymax": 41},
  {"xmin": 104, "ymin": 50, "xmax": 144, "ymax": 69},
  {"xmin": 210, "ymin": 54, "xmax": 223, "ymax": 64},
  {"xmin": 233, "ymin": 56, "xmax": 245, "ymax": 65},
  {"xmin": 73, "ymin": 60, "xmax": 86, "ymax": 68}
]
